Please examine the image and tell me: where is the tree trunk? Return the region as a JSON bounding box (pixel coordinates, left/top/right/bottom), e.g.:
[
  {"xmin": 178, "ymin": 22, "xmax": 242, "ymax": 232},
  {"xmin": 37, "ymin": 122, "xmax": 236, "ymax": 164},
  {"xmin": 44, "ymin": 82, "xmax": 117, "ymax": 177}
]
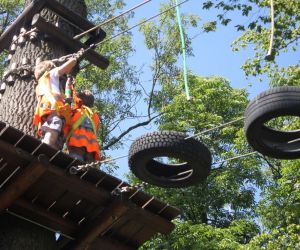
[{"xmin": 0, "ymin": 0, "xmax": 87, "ymax": 249}]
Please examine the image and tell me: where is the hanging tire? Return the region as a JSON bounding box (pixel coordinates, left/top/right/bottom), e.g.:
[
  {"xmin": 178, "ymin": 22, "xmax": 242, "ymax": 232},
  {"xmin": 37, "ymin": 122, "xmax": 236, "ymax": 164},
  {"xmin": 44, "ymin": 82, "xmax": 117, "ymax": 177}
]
[
  {"xmin": 128, "ymin": 131, "xmax": 212, "ymax": 188},
  {"xmin": 244, "ymin": 86, "xmax": 300, "ymax": 159}
]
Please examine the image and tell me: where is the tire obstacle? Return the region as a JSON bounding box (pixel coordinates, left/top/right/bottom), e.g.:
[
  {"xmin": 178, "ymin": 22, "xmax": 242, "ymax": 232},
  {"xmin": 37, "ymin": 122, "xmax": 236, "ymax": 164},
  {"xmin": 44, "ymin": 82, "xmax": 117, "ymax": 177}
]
[
  {"xmin": 245, "ymin": 86, "xmax": 300, "ymax": 159},
  {"xmin": 129, "ymin": 131, "xmax": 212, "ymax": 188}
]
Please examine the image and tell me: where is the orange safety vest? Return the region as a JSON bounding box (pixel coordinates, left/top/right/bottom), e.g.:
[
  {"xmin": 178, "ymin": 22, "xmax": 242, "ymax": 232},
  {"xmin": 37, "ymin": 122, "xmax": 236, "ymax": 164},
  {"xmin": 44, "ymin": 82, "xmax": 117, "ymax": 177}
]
[
  {"xmin": 66, "ymin": 106, "xmax": 100, "ymax": 160},
  {"xmin": 33, "ymin": 71, "xmax": 72, "ymax": 134}
]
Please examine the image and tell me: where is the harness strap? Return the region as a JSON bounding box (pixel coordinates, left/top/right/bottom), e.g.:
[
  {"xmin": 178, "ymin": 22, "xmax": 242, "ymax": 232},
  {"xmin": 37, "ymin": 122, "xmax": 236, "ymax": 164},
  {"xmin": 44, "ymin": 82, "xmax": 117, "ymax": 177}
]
[{"xmin": 65, "ymin": 106, "xmax": 97, "ymax": 143}]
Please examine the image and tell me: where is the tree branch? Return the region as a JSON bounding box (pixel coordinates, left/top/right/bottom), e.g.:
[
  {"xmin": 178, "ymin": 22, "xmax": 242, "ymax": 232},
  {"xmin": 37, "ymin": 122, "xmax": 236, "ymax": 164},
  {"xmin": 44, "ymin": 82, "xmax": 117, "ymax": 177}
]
[{"xmin": 103, "ymin": 112, "xmax": 164, "ymax": 150}]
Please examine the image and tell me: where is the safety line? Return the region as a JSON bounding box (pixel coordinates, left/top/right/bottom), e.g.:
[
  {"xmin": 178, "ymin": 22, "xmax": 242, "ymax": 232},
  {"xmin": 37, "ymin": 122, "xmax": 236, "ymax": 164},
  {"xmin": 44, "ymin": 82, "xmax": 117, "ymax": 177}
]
[
  {"xmin": 174, "ymin": 0, "xmax": 190, "ymax": 100},
  {"xmin": 6, "ymin": 209, "xmax": 75, "ymax": 240},
  {"xmin": 74, "ymin": 154, "xmax": 128, "ymax": 169},
  {"xmin": 185, "ymin": 116, "xmax": 244, "ymax": 140},
  {"xmin": 73, "ymin": 0, "xmax": 153, "ymax": 40},
  {"xmin": 53, "ymin": 0, "xmax": 190, "ymax": 65},
  {"xmin": 77, "ymin": 151, "xmax": 258, "ymax": 170},
  {"xmin": 94, "ymin": 0, "xmax": 190, "ymax": 47},
  {"xmin": 212, "ymin": 151, "xmax": 257, "ymax": 165}
]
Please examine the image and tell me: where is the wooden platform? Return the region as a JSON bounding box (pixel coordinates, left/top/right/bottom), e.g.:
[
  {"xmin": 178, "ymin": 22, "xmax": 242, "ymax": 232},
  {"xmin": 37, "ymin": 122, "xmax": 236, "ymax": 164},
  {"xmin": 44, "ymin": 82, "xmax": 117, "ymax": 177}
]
[{"xmin": 0, "ymin": 121, "xmax": 180, "ymax": 250}]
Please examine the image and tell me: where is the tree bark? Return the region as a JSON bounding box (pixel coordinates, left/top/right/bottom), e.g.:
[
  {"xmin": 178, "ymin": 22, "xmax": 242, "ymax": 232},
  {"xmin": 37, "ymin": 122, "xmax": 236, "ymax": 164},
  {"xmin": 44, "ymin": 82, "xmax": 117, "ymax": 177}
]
[{"xmin": 0, "ymin": 1, "xmax": 87, "ymax": 249}]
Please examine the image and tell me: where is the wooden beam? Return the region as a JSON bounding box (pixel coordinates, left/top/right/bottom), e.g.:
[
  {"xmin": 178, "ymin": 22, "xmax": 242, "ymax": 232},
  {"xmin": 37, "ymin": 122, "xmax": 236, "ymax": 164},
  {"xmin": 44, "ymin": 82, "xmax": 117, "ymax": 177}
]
[
  {"xmin": 0, "ymin": 0, "xmax": 106, "ymax": 52},
  {"xmin": 63, "ymin": 201, "xmax": 130, "ymax": 250},
  {"xmin": 0, "ymin": 159, "xmax": 47, "ymax": 212},
  {"xmin": 45, "ymin": 167, "xmax": 111, "ymax": 203},
  {"xmin": 10, "ymin": 198, "xmax": 78, "ymax": 237},
  {"xmin": 0, "ymin": 140, "xmax": 31, "ymax": 166},
  {"xmin": 88, "ymin": 236, "xmax": 136, "ymax": 250},
  {"xmin": 44, "ymin": 0, "xmax": 106, "ymax": 42},
  {"xmin": 131, "ymin": 208, "xmax": 175, "ymax": 235},
  {"xmin": 0, "ymin": 0, "xmax": 47, "ymax": 51},
  {"xmin": 31, "ymin": 14, "xmax": 109, "ymax": 69}
]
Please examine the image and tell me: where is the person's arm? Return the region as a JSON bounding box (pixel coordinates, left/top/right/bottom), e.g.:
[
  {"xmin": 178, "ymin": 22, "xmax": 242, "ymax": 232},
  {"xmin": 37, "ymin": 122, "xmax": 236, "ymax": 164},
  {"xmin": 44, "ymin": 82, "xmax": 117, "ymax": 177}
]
[{"xmin": 56, "ymin": 57, "xmax": 77, "ymax": 77}]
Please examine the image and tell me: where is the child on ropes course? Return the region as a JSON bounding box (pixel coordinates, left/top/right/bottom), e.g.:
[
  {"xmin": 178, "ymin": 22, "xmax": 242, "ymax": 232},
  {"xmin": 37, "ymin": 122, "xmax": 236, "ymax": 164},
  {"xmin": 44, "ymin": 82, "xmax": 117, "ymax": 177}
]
[
  {"xmin": 65, "ymin": 89, "xmax": 101, "ymax": 162},
  {"xmin": 33, "ymin": 51, "xmax": 83, "ymax": 150}
]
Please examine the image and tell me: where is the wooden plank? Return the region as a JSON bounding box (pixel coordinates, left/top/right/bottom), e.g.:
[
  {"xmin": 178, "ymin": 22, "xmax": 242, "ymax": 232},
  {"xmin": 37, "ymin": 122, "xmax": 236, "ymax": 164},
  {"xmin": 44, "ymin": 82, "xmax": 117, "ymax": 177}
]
[
  {"xmin": 31, "ymin": 143, "xmax": 57, "ymax": 159},
  {"xmin": 159, "ymin": 204, "xmax": 181, "ymax": 221},
  {"xmin": 108, "ymin": 217, "xmax": 144, "ymax": 247},
  {"xmin": 48, "ymin": 151, "xmax": 74, "ymax": 169},
  {"xmin": 0, "ymin": 0, "xmax": 47, "ymax": 51},
  {"xmin": 0, "ymin": 163, "xmax": 21, "ymax": 191},
  {"xmin": 130, "ymin": 207, "xmax": 175, "ymax": 235},
  {"xmin": 0, "ymin": 0, "xmax": 106, "ymax": 52},
  {"xmin": 10, "ymin": 198, "xmax": 78, "ymax": 237},
  {"xmin": 31, "ymin": 14, "xmax": 109, "ymax": 69},
  {"xmin": 89, "ymin": 236, "xmax": 136, "ymax": 250},
  {"xmin": 65, "ymin": 198, "xmax": 97, "ymax": 223},
  {"xmin": 63, "ymin": 201, "xmax": 131, "ymax": 250},
  {"xmin": 44, "ymin": 0, "xmax": 106, "ymax": 42},
  {"xmin": 129, "ymin": 226, "xmax": 156, "ymax": 247},
  {"xmin": 0, "ymin": 159, "xmax": 47, "ymax": 212},
  {"xmin": 0, "ymin": 140, "xmax": 31, "ymax": 167},
  {"xmin": 14, "ymin": 134, "xmax": 42, "ymax": 155},
  {"xmin": 81, "ymin": 168, "xmax": 123, "ymax": 192},
  {"xmin": 41, "ymin": 170, "xmax": 111, "ymax": 204},
  {"xmin": 49, "ymin": 191, "xmax": 85, "ymax": 218},
  {"xmin": 0, "ymin": 125, "xmax": 24, "ymax": 145}
]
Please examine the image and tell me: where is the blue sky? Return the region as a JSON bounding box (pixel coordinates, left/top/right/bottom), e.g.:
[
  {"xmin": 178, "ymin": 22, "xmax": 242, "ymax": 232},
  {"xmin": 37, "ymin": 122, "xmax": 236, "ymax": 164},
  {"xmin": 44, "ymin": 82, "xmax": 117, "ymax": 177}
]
[{"xmin": 107, "ymin": 0, "xmax": 299, "ymax": 179}]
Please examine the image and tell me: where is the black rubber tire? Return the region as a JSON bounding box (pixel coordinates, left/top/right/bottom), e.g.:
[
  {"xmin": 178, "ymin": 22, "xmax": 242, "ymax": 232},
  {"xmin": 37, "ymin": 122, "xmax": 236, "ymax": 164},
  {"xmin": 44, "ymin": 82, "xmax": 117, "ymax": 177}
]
[
  {"xmin": 128, "ymin": 131, "xmax": 212, "ymax": 188},
  {"xmin": 244, "ymin": 86, "xmax": 300, "ymax": 159}
]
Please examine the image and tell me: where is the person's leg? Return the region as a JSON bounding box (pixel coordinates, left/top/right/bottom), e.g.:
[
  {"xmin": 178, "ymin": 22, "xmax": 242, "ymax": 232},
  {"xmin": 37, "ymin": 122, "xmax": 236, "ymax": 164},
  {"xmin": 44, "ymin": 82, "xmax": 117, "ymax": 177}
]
[
  {"xmin": 41, "ymin": 114, "xmax": 63, "ymax": 150},
  {"xmin": 42, "ymin": 129, "xmax": 59, "ymax": 149},
  {"xmin": 85, "ymin": 152, "xmax": 95, "ymax": 163},
  {"xmin": 68, "ymin": 146, "xmax": 85, "ymax": 162}
]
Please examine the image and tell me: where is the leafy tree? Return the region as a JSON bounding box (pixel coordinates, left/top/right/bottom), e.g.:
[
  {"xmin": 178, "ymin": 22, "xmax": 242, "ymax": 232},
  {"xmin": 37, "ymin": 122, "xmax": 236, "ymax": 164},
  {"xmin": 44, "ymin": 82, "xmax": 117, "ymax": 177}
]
[
  {"xmin": 0, "ymin": 0, "xmax": 23, "ymax": 35},
  {"xmin": 201, "ymin": 0, "xmax": 300, "ymax": 82},
  {"xmin": 136, "ymin": 1, "xmax": 300, "ymax": 249},
  {"xmin": 135, "ymin": 74, "xmax": 265, "ymax": 249}
]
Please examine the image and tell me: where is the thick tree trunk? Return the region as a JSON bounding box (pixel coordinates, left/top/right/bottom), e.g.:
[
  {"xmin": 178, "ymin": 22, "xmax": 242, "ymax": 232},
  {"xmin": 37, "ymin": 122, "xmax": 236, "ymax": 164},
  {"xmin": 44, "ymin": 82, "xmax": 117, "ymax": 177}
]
[{"xmin": 0, "ymin": 1, "xmax": 87, "ymax": 249}]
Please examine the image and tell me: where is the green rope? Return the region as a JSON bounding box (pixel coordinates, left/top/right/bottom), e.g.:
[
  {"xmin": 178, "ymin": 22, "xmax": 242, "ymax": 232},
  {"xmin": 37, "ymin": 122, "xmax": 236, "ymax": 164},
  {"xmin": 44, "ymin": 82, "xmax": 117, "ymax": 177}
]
[{"xmin": 174, "ymin": 0, "xmax": 190, "ymax": 100}]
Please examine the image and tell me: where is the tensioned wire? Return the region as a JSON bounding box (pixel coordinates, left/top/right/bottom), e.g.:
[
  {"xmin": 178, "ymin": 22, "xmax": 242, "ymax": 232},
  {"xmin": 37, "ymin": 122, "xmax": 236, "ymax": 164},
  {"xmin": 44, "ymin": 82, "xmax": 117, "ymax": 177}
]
[{"xmin": 74, "ymin": 116, "xmax": 257, "ymax": 169}]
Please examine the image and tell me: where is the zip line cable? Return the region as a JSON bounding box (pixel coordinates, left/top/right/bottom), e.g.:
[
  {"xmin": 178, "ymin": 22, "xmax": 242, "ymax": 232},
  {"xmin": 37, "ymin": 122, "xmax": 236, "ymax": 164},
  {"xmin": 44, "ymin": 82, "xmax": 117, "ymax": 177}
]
[
  {"xmin": 98, "ymin": 0, "xmax": 190, "ymax": 46},
  {"xmin": 174, "ymin": 0, "xmax": 190, "ymax": 100},
  {"xmin": 81, "ymin": 0, "xmax": 190, "ymax": 52},
  {"xmin": 73, "ymin": 0, "xmax": 153, "ymax": 40},
  {"xmin": 185, "ymin": 116, "xmax": 245, "ymax": 140},
  {"xmin": 71, "ymin": 116, "xmax": 253, "ymax": 169},
  {"xmin": 72, "ymin": 151, "xmax": 258, "ymax": 172},
  {"xmin": 212, "ymin": 151, "xmax": 257, "ymax": 165},
  {"xmin": 66, "ymin": 0, "xmax": 190, "ymax": 67}
]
